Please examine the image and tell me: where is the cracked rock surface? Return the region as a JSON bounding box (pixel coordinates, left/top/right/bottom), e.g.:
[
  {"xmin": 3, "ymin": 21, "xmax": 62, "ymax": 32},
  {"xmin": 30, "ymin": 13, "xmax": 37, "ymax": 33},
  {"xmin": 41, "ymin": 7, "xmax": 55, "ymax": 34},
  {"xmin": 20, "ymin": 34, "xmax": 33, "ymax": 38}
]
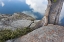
[{"xmin": 8, "ymin": 25, "xmax": 64, "ymax": 42}]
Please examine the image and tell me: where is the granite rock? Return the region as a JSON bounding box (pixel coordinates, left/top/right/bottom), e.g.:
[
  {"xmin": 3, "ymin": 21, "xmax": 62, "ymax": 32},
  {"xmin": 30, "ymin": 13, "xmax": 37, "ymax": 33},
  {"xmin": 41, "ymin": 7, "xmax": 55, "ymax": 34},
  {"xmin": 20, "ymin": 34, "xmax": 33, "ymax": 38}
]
[{"xmin": 9, "ymin": 25, "xmax": 64, "ymax": 42}]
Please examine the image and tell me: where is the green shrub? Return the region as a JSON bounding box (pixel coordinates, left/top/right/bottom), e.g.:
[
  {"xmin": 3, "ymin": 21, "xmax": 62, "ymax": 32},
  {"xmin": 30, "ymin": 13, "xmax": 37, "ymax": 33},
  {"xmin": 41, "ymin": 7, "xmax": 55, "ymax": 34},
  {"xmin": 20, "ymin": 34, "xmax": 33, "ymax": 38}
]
[{"xmin": 0, "ymin": 27, "xmax": 33, "ymax": 42}]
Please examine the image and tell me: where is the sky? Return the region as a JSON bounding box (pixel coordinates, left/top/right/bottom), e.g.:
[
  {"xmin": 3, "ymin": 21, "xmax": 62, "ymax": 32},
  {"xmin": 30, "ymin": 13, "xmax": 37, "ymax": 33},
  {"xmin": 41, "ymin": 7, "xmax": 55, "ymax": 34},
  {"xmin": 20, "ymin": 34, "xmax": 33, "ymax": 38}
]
[
  {"xmin": 0, "ymin": 0, "xmax": 47, "ymax": 14},
  {"xmin": 0, "ymin": 0, "xmax": 64, "ymax": 25}
]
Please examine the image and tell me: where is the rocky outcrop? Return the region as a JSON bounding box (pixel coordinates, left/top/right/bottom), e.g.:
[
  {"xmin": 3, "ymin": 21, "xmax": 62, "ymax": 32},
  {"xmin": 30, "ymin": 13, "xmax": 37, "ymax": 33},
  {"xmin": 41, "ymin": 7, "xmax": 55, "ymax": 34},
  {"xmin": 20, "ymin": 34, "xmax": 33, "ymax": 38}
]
[
  {"xmin": 11, "ymin": 20, "xmax": 33, "ymax": 28},
  {"xmin": 0, "ymin": 13, "xmax": 41, "ymax": 30},
  {"xmin": 0, "ymin": 20, "xmax": 40, "ymax": 30},
  {"xmin": 6, "ymin": 25, "xmax": 64, "ymax": 42},
  {"xmin": 0, "ymin": 20, "xmax": 32, "ymax": 30},
  {"xmin": 0, "ymin": 13, "xmax": 35, "ymax": 25},
  {"xmin": 0, "ymin": 13, "xmax": 35, "ymax": 21}
]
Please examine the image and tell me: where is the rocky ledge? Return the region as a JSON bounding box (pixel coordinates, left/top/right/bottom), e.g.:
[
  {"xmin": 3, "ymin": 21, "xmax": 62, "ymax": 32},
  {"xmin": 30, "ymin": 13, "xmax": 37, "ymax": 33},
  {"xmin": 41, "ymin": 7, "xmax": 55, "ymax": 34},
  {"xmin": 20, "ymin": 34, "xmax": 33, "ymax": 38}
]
[
  {"xmin": 0, "ymin": 13, "xmax": 40, "ymax": 30},
  {"xmin": 6, "ymin": 25, "xmax": 64, "ymax": 42}
]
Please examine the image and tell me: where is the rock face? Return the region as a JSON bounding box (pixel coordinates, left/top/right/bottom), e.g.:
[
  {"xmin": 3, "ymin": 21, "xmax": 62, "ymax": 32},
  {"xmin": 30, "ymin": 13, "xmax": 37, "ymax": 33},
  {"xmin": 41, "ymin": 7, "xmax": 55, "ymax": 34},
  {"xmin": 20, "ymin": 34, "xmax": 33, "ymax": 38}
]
[
  {"xmin": 0, "ymin": 13, "xmax": 36, "ymax": 30},
  {"xmin": 0, "ymin": 13, "xmax": 41, "ymax": 30},
  {"xmin": 11, "ymin": 20, "xmax": 33, "ymax": 28},
  {"xmin": 8, "ymin": 25, "xmax": 64, "ymax": 42},
  {"xmin": 0, "ymin": 13, "xmax": 35, "ymax": 25},
  {"xmin": 0, "ymin": 20, "xmax": 33, "ymax": 30},
  {"xmin": 0, "ymin": 20, "xmax": 40, "ymax": 30}
]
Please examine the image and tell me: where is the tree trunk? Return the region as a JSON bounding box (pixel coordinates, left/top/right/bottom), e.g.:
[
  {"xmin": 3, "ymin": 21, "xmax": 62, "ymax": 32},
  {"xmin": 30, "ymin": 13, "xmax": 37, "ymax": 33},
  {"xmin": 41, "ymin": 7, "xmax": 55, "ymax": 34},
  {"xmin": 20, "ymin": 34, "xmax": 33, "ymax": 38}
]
[
  {"xmin": 43, "ymin": 0, "xmax": 63, "ymax": 25},
  {"xmin": 34, "ymin": 0, "xmax": 63, "ymax": 29},
  {"xmin": 48, "ymin": 0, "xmax": 63, "ymax": 24}
]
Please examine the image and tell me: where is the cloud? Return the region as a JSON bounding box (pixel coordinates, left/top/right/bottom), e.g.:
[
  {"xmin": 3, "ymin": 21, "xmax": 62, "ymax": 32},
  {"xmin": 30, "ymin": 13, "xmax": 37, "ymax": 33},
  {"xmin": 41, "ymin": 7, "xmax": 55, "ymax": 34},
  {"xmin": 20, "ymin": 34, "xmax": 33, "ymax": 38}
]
[
  {"xmin": 1, "ymin": 2, "xmax": 5, "ymax": 7},
  {"xmin": 22, "ymin": 11, "xmax": 37, "ymax": 18},
  {"xmin": 26, "ymin": 0, "xmax": 48, "ymax": 15},
  {"xmin": 0, "ymin": 0, "xmax": 5, "ymax": 7}
]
